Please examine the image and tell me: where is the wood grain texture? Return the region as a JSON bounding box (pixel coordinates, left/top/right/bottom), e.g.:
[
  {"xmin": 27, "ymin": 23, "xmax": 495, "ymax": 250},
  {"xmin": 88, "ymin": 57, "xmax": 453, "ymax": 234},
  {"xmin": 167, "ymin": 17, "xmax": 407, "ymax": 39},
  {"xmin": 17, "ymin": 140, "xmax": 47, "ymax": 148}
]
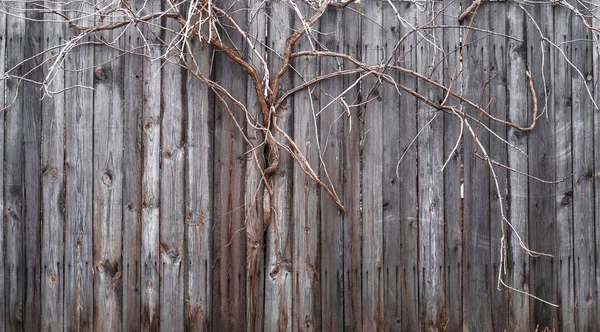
[
  {"xmin": 40, "ymin": 1, "xmax": 65, "ymax": 331},
  {"xmin": 264, "ymin": 2, "xmax": 294, "ymax": 331},
  {"xmin": 245, "ymin": 2, "xmax": 267, "ymax": 330},
  {"xmin": 396, "ymin": 4, "xmax": 419, "ymax": 330},
  {"xmin": 159, "ymin": 19, "xmax": 186, "ymax": 332},
  {"xmin": 140, "ymin": 2, "xmax": 162, "ymax": 328},
  {"xmin": 462, "ymin": 4, "xmax": 492, "ymax": 330},
  {"xmin": 506, "ymin": 5, "xmax": 530, "ymax": 330},
  {"xmin": 382, "ymin": 6, "xmax": 402, "ymax": 332},
  {"xmin": 93, "ymin": 22, "xmax": 124, "ymax": 332},
  {"xmin": 211, "ymin": 0, "xmax": 248, "ymax": 329},
  {"xmin": 292, "ymin": 5, "xmax": 321, "ymax": 331},
  {"xmin": 553, "ymin": 7, "xmax": 575, "ymax": 331},
  {"xmin": 184, "ymin": 13, "xmax": 213, "ymax": 332},
  {"xmin": 361, "ymin": 3, "xmax": 384, "ymax": 330},
  {"xmin": 64, "ymin": 2, "xmax": 95, "ymax": 330},
  {"xmin": 0, "ymin": 6, "xmax": 7, "ymax": 332},
  {"xmin": 22, "ymin": 2, "xmax": 43, "ymax": 330},
  {"xmin": 488, "ymin": 3, "xmax": 509, "ymax": 330},
  {"xmin": 526, "ymin": 3, "xmax": 557, "ymax": 330},
  {"xmin": 571, "ymin": 8, "xmax": 596, "ymax": 331},
  {"xmin": 4, "ymin": 3, "xmax": 25, "ymax": 330},
  {"xmin": 442, "ymin": 2, "xmax": 463, "ymax": 330},
  {"xmin": 122, "ymin": 1, "xmax": 144, "ymax": 329},
  {"xmin": 319, "ymin": 7, "xmax": 344, "ymax": 332},
  {"xmin": 342, "ymin": 6, "xmax": 363, "ymax": 332},
  {"xmin": 416, "ymin": 3, "xmax": 445, "ymax": 331}
]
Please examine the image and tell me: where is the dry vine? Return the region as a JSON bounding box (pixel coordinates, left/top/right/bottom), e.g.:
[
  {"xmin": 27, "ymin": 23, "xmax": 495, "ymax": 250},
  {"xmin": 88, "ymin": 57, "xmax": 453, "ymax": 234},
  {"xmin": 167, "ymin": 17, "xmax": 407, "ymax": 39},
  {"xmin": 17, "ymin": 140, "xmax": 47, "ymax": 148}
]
[{"xmin": 2, "ymin": 0, "xmax": 600, "ymax": 309}]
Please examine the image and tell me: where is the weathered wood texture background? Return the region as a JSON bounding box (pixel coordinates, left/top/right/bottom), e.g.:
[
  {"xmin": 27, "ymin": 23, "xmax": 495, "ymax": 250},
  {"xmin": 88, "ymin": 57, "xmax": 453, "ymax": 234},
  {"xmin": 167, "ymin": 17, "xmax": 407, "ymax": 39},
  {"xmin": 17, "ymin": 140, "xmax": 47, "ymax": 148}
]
[{"xmin": 1, "ymin": 0, "xmax": 599, "ymax": 331}]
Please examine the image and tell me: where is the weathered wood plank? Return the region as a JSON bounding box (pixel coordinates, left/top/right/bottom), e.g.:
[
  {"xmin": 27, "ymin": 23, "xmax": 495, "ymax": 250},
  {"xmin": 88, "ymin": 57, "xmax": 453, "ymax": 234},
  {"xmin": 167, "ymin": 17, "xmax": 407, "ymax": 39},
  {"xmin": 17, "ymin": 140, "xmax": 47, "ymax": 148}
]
[
  {"xmin": 571, "ymin": 8, "xmax": 596, "ymax": 331},
  {"xmin": 245, "ymin": 1, "xmax": 267, "ymax": 330},
  {"xmin": 319, "ymin": 6, "xmax": 344, "ymax": 332},
  {"xmin": 381, "ymin": 5, "xmax": 402, "ymax": 331},
  {"xmin": 212, "ymin": 0, "xmax": 248, "ymax": 329},
  {"xmin": 361, "ymin": 2, "xmax": 384, "ymax": 330},
  {"xmin": 416, "ymin": 3, "xmax": 445, "ymax": 330},
  {"xmin": 343, "ymin": 6, "xmax": 363, "ymax": 331},
  {"xmin": 122, "ymin": 1, "xmax": 144, "ymax": 329},
  {"xmin": 395, "ymin": 4, "xmax": 420, "ymax": 330},
  {"xmin": 159, "ymin": 19, "xmax": 185, "ymax": 332},
  {"xmin": 291, "ymin": 5, "xmax": 321, "ymax": 331},
  {"xmin": 93, "ymin": 16, "xmax": 124, "ymax": 332},
  {"xmin": 140, "ymin": 3, "xmax": 162, "ymax": 329},
  {"xmin": 488, "ymin": 3, "xmax": 509, "ymax": 330},
  {"xmin": 4, "ymin": 2, "xmax": 25, "ymax": 330},
  {"xmin": 462, "ymin": 4, "xmax": 492, "ymax": 330},
  {"xmin": 526, "ymin": 3, "xmax": 557, "ymax": 330},
  {"xmin": 0, "ymin": 5, "xmax": 7, "ymax": 332},
  {"xmin": 264, "ymin": 2, "xmax": 294, "ymax": 331},
  {"xmin": 40, "ymin": 2, "xmax": 65, "ymax": 330},
  {"xmin": 442, "ymin": 2, "xmax": 463, "ymax": 330},
  {"xmin": 184, "ymin": 12, "xmax": 213, "ymax": 332},
  {"xmin": 64, "ymin": 2, "xmax": 95, "ymax": 330},
  {"xmin": 505, "ymin": 5, "xmax": 531, "ymax": 330},
  {"xmin": 594, "ymin": 8, "xmax": 600, "ymax": 332},
  {"xmin": 553, "ymin": 6, "xmax": 574, "ymax": 331},
  {"xmin": 23, "ymin": 3, "xmax": 43, "ymax": 331}
]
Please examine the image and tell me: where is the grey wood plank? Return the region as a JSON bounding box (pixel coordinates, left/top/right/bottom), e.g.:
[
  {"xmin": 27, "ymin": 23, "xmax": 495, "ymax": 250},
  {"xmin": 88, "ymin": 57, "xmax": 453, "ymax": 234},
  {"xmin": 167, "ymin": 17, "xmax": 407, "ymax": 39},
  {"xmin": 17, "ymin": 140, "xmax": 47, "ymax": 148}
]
[
  {"xmin": 593, "ymin": 8, "xmax": 600, "ymax": 332},
  {"xmin": 184, "ymin": 13, "xmax": 213, "ymax": 332},
  {"xmin": 121, "ymin": 1, "xmax": 144, "ymax": 329},
  {"xmin": 140, "ymin": 3, "xmax": 162, "ymax": 329},
  {"xmin": 264, "ymin": 2, "xmax": 294, "ymax": 331},
  {"xmin": 525, "ymin": 3, "xmax": 557, "ymax": 330},
  {"xmin": 245, "ymin": 1, "xmax": 267, "ymax": 330},
  {"xmin": 23, "ymin": 3, "xmax": 43, "ymax": 331},
  {"xmin": 0, "ymin": 6, "xmax": 7, "ymax": 332},
  {"xmin": 319, "ymin": 6, "xmax": 344, "ymax": 331},
  {"xmin": 93, "ymin": 18, "xmax": 125, "ymax": 332},
  {"xmin": 394, "ymin": 4, "xmax": 420, "ymax": 330},
  {"xmin": 381, "ymin": 7, "xmax": 402, "ymax": 331},
  {"xmin": 553, "ymin": 7, "xmax": 575, "ymax": 331},
  {"xmin": 488, "ymin": 3, "xmax": 509, "ymax": 330},
  {"xmin": 64, "ymin": 2, "xmax": 95, "ymax": 330},
  {"xmin": 4, "ymin": 2, "xmax": 25, "ymax": 330},
  {"xmin": 505, "ymin": 5, "xmax": 530, "ymax": 330},
  {"xmin": 211, "ymin": 0, "xmax": 248, "ymax": 329},
  {"xmin": 342, "ymin": 6, "xmax": 363, "ymax": 331},
  {"xmin": 442, "ymin": 2, "xmax": 463, "ymax": 330},
  {"xmin": 291, "ymin": 5, "xmax": 321, "ymax": 331},
  {"xmin": 159, "ymin": 19, "xmax": 185, "ymax": 332},
  {"xmin": 571, "ymin": 8, "xmax": 596, "ymax": 331},
  {"xmin": 462, "ymin": 5, "xmax": 493, "ymax": 330},
  {"xmin": 416, "ymin": 2, "xmax": 445, "ymax": 330},
  {"xmin": 40, "ymin": 2, "xmax": 65, "ymax": 330},
  {"xmin": 361, "ymin": 2, "xmax": 384, "ymax": 330}
]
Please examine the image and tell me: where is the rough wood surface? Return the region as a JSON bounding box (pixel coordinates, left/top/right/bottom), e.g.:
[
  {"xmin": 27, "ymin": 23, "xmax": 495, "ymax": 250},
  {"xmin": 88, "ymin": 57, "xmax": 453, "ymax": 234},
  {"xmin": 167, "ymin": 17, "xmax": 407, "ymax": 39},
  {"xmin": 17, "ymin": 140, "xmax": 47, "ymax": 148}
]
[
  {"xmin": 319, "ymin": 6, "xmax": 345, "ymax": 331},
  {"xmin": 361, "ymin": 3, "xmax": 384, "ymax": 330},
  {"xmin": 488, "ymin": 3, "xmax": 509, "ymax": 330},
  {"xmin": 442, "ymin": 1, "xmax": 463, "ymax": 330},
  {"xmin": 0, "ymin": 6, "xmax": 5, "ymax": 329},
  {"xmin": 184, "ymin": 14, "xmax": 213, "ymax": 332},
  {"xmin": 264, "ymin": 2, "xmax": 294, "ymax": 331},
  {"xmin": 5, "ymin": 3, "xmax": 26, "ymax": 330},
  {"xmin": 292, "ymin": 5, "xmax": 321, "ymax": 330},
  {"xmin": 416, "ymin": 3, "xmax": 445, "ymax": 330},
  {"xmin": 571, "ymin": 9, "xmax": 596, "ymax": 331},
  {"xmin": 121, "ymin": 1, "xmax": 144, "ymax": 328},
  {"xmin": 64, "ymin": 2, "xmax": 95, "ymax": 330},
  {"xmin": 342, "ymin": 6, "xmax": 363, "ymax": 331},
  {"xmin": 211, "ymin": 0, "xmax": 248, "ymax": 329},
  {"xmin": 554, "ymin": 7, "xmax": 575, "ymax": 331},
  {"xmin": 462, "ymin": 4, "xmax": 492, "ymax": 330}
]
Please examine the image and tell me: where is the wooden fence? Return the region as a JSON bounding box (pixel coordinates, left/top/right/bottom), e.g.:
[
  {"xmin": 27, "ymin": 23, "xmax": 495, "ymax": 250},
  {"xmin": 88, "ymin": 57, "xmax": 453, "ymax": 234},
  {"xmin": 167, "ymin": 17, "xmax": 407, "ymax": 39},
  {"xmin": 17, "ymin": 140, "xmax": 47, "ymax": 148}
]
[{"xmin": 1, "ymin": 0, "xmax": 599, "ymax": 331}]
